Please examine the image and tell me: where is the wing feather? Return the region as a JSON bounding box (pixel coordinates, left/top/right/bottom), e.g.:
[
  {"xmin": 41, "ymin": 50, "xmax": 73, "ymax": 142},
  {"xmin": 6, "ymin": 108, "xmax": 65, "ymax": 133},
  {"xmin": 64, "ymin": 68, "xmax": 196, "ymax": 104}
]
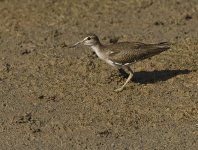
[{"xmin": 106, "ymin": 42, "xmax": 170, "ymax": 65}]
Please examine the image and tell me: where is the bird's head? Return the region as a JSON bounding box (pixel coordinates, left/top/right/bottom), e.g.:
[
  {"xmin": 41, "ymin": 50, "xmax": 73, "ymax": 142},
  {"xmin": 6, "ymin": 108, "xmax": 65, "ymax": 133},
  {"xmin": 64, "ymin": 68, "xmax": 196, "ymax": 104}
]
[{"xmin": 68, "ymin": 34, "xmax": 100, "ymax": 48}]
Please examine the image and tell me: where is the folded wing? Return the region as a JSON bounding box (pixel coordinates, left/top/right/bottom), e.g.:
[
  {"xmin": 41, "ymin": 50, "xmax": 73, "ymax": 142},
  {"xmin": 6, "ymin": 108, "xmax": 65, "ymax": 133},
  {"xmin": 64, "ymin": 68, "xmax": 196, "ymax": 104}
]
[{"xmin": 107, "ymin": 42, "xmax": 170, "ymax": 65}]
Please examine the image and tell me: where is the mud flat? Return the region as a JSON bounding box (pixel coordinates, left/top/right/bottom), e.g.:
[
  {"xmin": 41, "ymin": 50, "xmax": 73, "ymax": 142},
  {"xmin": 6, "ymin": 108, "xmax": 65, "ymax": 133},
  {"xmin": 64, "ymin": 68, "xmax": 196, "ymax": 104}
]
[{"xmin": 0, "ymin": 0, "xmax": 198, "ymax": 149}]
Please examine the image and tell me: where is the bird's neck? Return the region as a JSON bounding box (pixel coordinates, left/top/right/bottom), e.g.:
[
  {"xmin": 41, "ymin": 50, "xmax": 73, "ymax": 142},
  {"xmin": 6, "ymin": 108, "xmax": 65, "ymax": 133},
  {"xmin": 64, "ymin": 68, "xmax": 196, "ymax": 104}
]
[
  {"xmin": 91, "ymin": 43, "xmax": 106, "ymax": 59},
  {"xmin": 91, "ymin": 43, "xmax": 104, "ymax": 53}
]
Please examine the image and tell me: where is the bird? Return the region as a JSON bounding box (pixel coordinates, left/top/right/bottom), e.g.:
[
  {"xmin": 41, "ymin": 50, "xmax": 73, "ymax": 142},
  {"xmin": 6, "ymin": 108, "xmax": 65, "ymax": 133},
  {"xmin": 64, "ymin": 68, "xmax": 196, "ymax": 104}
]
[{"xmin": 68, "ymin": 34, "xmax": 170, "ymax": 92}]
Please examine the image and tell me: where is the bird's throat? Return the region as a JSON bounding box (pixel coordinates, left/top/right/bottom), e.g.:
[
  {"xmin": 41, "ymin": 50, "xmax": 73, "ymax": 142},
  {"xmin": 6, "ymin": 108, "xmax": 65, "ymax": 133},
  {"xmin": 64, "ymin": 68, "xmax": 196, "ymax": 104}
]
[{"xmin": 91, "ymin": 44, "xmax": 106, "ymax": 60}]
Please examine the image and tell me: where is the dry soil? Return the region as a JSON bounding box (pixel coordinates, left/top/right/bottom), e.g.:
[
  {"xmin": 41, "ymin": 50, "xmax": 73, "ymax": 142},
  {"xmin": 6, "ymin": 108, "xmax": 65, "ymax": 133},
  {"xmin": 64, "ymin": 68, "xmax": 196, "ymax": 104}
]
[{"xmin": 0, "ymin": 0, "xmax": 198, "ymax": 150}]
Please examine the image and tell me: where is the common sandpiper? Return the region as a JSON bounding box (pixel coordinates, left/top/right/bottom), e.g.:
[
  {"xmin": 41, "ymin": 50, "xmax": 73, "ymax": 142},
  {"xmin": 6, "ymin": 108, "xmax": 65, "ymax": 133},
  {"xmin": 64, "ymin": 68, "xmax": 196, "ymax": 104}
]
[{"xmin": 68, "ymin": 34, "xmax": 170, "ymax": 92}]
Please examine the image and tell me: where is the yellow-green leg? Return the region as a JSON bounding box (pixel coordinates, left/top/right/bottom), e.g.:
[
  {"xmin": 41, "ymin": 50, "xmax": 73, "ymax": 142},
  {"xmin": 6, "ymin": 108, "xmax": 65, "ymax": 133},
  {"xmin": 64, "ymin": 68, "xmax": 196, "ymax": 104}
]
[{"xmin": 114, "ymin": 67, "xmax": 133, "ymax": 92}]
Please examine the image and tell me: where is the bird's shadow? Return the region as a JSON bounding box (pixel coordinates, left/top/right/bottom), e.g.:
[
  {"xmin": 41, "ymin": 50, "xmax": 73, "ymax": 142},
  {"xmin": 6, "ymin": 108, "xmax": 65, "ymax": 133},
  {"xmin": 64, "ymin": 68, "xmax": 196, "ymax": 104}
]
[{"xmin": 118, "ymin": 68, "xmax": 194, "ymax": 84}]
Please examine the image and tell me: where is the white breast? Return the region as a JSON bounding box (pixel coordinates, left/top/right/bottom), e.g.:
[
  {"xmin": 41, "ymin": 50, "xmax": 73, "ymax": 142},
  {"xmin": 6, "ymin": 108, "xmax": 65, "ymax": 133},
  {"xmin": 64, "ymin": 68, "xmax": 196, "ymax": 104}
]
[
  {"xmin": 91, "ymin": 46, "xmax": 117, "ymax": 67},
  {"xmin": 91, "ymin": 46, "xmax": 105, "ymax": 59}
]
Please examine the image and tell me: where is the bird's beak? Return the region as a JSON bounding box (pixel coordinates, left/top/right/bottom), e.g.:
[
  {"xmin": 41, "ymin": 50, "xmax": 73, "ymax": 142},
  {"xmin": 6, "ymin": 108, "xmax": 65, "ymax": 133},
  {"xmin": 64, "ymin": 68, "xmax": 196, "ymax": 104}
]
[{"xmin": 67, "ymin": 39, "xmax": 85, "ymax": 48}]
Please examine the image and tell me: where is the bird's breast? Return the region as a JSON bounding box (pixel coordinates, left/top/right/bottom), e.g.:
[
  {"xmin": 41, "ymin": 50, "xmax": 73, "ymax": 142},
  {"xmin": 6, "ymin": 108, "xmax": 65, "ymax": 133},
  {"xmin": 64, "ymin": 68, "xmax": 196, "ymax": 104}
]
[{"xmin": 91, "ymin": 46, "xmax": 106, "ymax": 60}]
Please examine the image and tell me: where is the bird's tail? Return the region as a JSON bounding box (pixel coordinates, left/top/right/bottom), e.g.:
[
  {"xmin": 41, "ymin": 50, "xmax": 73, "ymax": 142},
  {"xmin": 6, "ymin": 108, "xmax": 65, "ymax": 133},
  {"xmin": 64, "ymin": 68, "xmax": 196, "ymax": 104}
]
[
  {"xmin": 140, "ymin": 42, "xmax": 171, "ymax": 60},
  {"xmin": 147, "ymin": 42, "xmax": 171, "ymax": 55},
  {"xmin": 155, "ymin": 42, "xmax": 171, "ymax": 50}
]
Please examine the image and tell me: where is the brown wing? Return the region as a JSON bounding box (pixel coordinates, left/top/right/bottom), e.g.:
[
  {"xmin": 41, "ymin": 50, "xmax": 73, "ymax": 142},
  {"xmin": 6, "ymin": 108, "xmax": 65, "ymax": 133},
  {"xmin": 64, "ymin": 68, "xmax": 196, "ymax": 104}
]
[{"xmin": 107, "ymin": 42, "xmax": 170, "ymax": 65}]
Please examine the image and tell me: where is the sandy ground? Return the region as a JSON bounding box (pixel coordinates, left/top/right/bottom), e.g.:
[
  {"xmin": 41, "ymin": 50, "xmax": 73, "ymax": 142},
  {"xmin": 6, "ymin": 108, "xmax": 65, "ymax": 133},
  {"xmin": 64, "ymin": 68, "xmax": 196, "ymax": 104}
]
[{"xmin": 0, "ymin": 0, "xmax": 198, "ymax": 149}]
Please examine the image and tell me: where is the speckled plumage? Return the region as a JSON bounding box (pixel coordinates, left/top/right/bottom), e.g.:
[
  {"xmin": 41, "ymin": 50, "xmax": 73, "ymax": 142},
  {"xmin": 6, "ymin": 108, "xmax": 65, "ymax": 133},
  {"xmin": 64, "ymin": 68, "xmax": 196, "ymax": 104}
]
[{"xmin": 102, "ymin": 41, "xmax": 170, "ymax": 67}]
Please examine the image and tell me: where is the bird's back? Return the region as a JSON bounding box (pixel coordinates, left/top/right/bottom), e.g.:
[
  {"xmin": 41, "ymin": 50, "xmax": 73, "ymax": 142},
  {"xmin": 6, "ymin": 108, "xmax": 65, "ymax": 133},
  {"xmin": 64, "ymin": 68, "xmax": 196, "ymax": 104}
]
[{"xmin": 104, "ymin": 42, "xmax": 170, "ymax": 65}]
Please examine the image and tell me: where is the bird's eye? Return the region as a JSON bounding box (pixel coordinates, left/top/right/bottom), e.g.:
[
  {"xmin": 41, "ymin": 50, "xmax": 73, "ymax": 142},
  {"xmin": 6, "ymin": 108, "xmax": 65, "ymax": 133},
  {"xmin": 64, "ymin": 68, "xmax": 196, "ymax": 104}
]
[{"xmin": 87, "ymin": 37, "xmax": 91, "ymax": 40}]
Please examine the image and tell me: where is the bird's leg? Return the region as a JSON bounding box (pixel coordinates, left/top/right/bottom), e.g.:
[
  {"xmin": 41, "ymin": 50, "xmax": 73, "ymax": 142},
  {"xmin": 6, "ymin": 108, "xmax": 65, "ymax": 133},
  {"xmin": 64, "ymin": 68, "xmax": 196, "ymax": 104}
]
[{"xmin": 114, "ymin": 66, "xmax": 133, "ymax": 92}]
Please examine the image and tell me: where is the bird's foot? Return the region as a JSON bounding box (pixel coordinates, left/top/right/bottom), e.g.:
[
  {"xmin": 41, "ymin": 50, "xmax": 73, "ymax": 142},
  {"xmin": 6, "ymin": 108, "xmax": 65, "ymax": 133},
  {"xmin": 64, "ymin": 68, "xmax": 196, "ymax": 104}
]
[{"xmin": 114, "ymin": 86, "xmax": 125, "ymax": 92}]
